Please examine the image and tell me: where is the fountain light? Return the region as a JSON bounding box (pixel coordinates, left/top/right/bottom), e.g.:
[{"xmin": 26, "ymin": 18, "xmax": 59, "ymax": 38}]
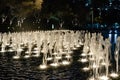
[
  {"xmin": 73, "ymin": 47, "xmax": 77, "ymax": 50},
  {"xmin": 53, "ymin": 52, "xmax": 58, "ymax": 55},
  {"xmin": 61, "ymin": 51, "xmax": 66, "ymax": 54},
  {"xmin": 24, "ymin": 55, "xmax": 30, "ymax": 58},
  {"xmin": 13, "ymin": 48, "xmax": 22, "ymax": 59},
  {"xmin": 55, "ymin": 56, "xmax": 62, "ymax": 60},
  {"xmin": 65, "ymin": 55, "xmax": 72, "ymax": 58},
  {"xmin": 13, "ymin": 55, "xmax": 20, "ymax": 59},
  {"xmin": 39, "ymin": 64, "xmax": 47, "ymax": 69},
  {"xmin": 32, "ymin": 51, "xmax": 40, "ymax": 57},
  {"xmin": 20, "ymin": 43, "xmax": 24, "ymax": 45},
  {"xmin": 92, "ymin": 63, "xmax": 99, "ymax": 68},
  {"xmin": 18, "ymin": 48, "xmax": 23, "ymax": 52},
  {"xmin": 87, "ymin": 46, "xmax": 89, "ymax": 49},
  {"xmin": 110, "ymin": 72, "xmax": 119, "ymax": 78},
  {"xmin": 81, "ymin": 53, "xmax": 87, "ymax": 57},
  {"xmin": 68, "ymin": 51, "xmax": 73, "ymax": 54},
  {"xmin": 8, "ymin": 49, "xmax": 14, "ymax": 52},
  {"xmin": 76, "ymin": 44, "xmax": 80, "ymax": 48},
  {"xmin": 98, "ymin": 75, "xmax": 109, "ymax": 80},
  {"xmin": 82, "ymin": 67, "xmax": 90, "ymax": 71},
  {"xmin": 33, "ymin": 50, "xmax": 39, "ymax": 53},
  {"xmin": 0, "ymin": 49, "xmax": 5, "ymax": 53},
  {"xmin": 6, "ymin": 43, "xmax": 9, "ymax": 46},
  {"xmin": 79, "ymin": 42, "xmax": 83, "ymax": 45},
  {"xmin": 32, "ymin": 54, "xmax": 39, "ymax": 57},
  {"xmin": 46, "ymin": 57, "xmax": 53, "ymax": 61},
  {"xmin": 24, "ymin": 51, "xmax": 30, "ymax": 58},
  {"xmin": 79, "ymin": 58, "xmax": 88, "ymax": 63},
  {"xmin": 101, "ymin": 62, "xmax": 106, "ymax": 66},
  {"xmin": 61, "ymin": 60, "xmax": 70, "ymax": 65},
  {"xmin": 34, "ymin": 48, "xmax": 39, "ymax": 51},
  {"xmin": 50, "ymin": 63, "xmax": 59, "ymax": 67}
]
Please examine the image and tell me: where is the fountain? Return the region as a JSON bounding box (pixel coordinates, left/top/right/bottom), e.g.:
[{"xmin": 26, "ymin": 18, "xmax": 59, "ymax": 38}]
[
  {"xmin": 77, "ymin": 32, "xmax": 114, "ymax": 80},
  {"xmin": 78, "ymin": 32, "xmax": 88, "ymax": 65},
  {"xmin": 110, "ymin": 37, "xmax": 120, "ymax": 78},
  {"xmin": 0, "ymin": 30, "xmax": 119, "ymax": 79},
  {"xmin": 82, "ymin": 67, "xmax": 90, "ymax": 72},
  {"xmin": 0, "ymin": 44, "xmax": 6, "ymax": 54},
  {"xmin": 46, "ymin": 33, "xmax": 53, "ymax": 61},
  {"xmin": 115, "ymin": 37, "xmax": 120, "ymax": 73},
  {"xmin": 13, "ymin": 44, "xmax": 23, "ymax": 59},
  {"xmin": 39, "ymin": 39, "xmax": 48, "ymax": 69},
  {"xmin": 24, "ymin": 43, "xmax": 32, "ymax": 58},
  {"xmin": 50, "ymin": 41, "xmax": 60, "ymax": 67}
]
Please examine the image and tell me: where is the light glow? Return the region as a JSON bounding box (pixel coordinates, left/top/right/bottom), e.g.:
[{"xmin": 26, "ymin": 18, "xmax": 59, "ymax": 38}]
[
  {"xmin": 24, "ymin": 55, "xmax": 30, "ymax": 58},
  {"xmin": 50, "ymin": 63, "xmax": 59, "ymax": 67},
  {"xmin": 81, "ymin": 53, "xmax": 87, "ymax": 56},
  {"xmin": 61, "ymin": 60, "xmax": 70, "ymax": 65},
  {"xmin": 46, "ymin": 57, "xmax": 53, "ymax": 61},
  {"xmin": 98, "ymin": 76, "xmax": 109, "ymax": 80},
  {"xmin": 82, "ymin": 67, "xmax": 90, "ymax": 71},
  {"xmin": 79, "ymin": 58, "xmax": 88, "ymax": 63},
  {"xmin": 110, "ymin": 73, "xmax": 119, "ymax": 78},
  {"xmin": 13, "ymin": 56, "xmax": 20, "ymax": 59},
  {"xmin": 39, "ymin": 64, "xmax": 47, "ymax": 69}
]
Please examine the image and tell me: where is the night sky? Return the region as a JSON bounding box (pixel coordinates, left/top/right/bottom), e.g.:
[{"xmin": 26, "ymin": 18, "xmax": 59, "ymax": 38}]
[
  {"xmin": 0, "ymin": 0, "xmax": 120, "ymax": 32},
  {"xmin": 0, "ymin": 0, "xmax": 43, "ymax": 17}
]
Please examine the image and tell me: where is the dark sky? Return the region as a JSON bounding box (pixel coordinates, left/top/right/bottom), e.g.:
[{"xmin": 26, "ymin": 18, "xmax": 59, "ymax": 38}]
[
  {"xmin": 0, "ymin": 0, "xmax": 120, "ymax": 24},
  {"xmin": 0, "ymin": 0, "xmax": 43, "ymax": 17}
]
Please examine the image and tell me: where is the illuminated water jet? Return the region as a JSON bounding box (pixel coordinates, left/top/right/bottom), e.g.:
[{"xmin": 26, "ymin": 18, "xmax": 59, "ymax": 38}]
[
  {"xmin": 13, "ymin": 55, "xmax": 20, "ymax": 59},
  {"xmin": 61, "ymin": 60, "xmax": 71, "ymax": 66},
  {"xmin": 98, "ymin": 75, "xmax": 109, "ymax": 80},
  {"xmin": 50, "ymin": 63, "xmax": 59, "ymax": 67},
  {"xmin": 46, "ymin": 57, "xmax": 53, "ymax": 61},
  {"xmin": 82, "ymin": 67, "xmax": 90, "ymax": 71},
  {"xmin": 13, "ymin": 48, "xmax": 23, "ymax": 59},
  {"xmin": 81, "ymin": 53, "xmax": 87, "ymax": 57},
  {"xmin": 39, "ymin": 64, "xmax": 47, "ymax": 69},
  {"xmin": 65, "ymin": 55, "xmax": 72, "ymax": 59},
  {"xmin": 79, "ymin": 58, "xmax": 88, "ymax": 63},
  {"xmin": 24, "ymin": 51, "xmax": 30, "ymax": 58},
  {"xmin": 110, "ymin": 72, "xmax": 119, "ymax": 78}
]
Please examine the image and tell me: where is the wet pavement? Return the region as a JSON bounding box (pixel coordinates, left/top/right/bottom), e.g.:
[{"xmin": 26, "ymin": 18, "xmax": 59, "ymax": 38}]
[{"xmin": 0, "ymin": 47, "xmax": 119, "ymax": 80}]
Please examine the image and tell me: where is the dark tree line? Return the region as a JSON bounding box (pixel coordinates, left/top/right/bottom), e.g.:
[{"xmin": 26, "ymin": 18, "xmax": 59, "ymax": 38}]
[{"xmin": 0, "ymin": 0, "xmax": 120, "ymax": 32}]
